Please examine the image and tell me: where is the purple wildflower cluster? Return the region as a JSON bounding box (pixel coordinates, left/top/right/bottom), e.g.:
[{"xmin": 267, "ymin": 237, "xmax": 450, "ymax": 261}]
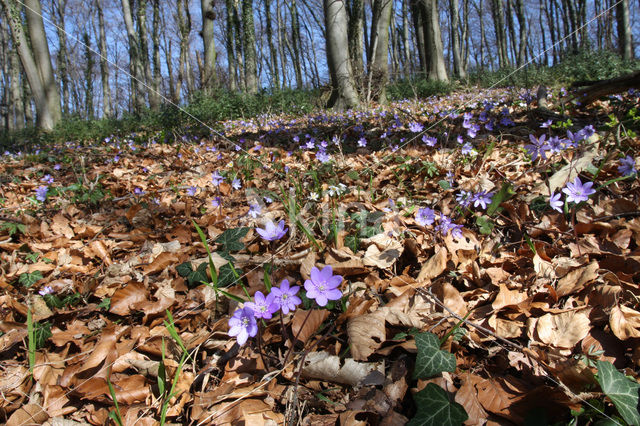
[
  {"xmin": 228, "ymin": 266, "xmax": 343, "ymax": 346},
  {"xmin": 415, "ymin": 207, "xmax": 464, "ymax": 240},
  {"xmin": 525, "ymin": 125, "xmax": 595, "ymax": 162},
  {"xmin": 549, "ymin": 176, "xmax": 596, "ymax": 212},
  {"xmin": 455, "ymin": 189, "xmax": 493, "ymax": 210}
]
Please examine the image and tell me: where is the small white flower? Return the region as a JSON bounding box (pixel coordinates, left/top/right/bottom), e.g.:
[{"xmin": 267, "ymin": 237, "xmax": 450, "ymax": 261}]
[{"xmin": 309, "ymin": 192, "xmax": 319, "ymax": 201}]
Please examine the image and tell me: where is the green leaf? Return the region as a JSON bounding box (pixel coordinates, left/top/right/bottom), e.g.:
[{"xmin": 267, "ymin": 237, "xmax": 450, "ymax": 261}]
[
  {"xmin": 19, "ymin": 271, "xmax": 43, "ymax": 288},
  {"xmin": 486, "ymin": 182, "xmax": 514, "ymax": 217},
  {"xmin": 408, "ymin": 383, "xmax": 468, "ymax": 426},
  {"xmin": 413, "ymin": 332, "xmax": 456, "ymax": 379},
  {"xmin": 438, "ymin": 180, "xmax": 451, "ymax": 190},
  {"xmin": 218, "ymin": 263, "xmax": 242, "ymax": 287},
  {"xmin": 596, "ymin": 360, "xmax": 640, "ymax": 425},
  {"xmin": 176, "ymin": 262, "xmax": 193, "ymax": 277},
  {"xmin": 476, "ymin": 216, "xmax": 494, "ymax": 235},
  {"xmin": 215, "ymin": 227, "xmax": 249, "ymax": 252},
  {"xmin": 187, "ymin": 262, "xmax": 209, "ymax": 288}
]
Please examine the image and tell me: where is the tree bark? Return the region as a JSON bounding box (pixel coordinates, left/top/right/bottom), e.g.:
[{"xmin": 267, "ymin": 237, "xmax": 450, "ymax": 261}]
[
  {"xmin": 82, "ymin": 31, "xmax": 94, "ymax": 119},
  {"xmin": 121, "ymin": 0, "xmax": 147, "ymax": 112},
  {"xmin": 490, "ymin": 0, "xmax": 509, "ymax": 68},
  {"xmin": 96, "ymin": 0, "xmax": 112, "ymax": 118},
  {"xmin": 369, "ymin": 0, "xmax": 393, "ymax": 103},
  {"xmin": 290, "ymin": 0, "xmax": 303, "ymax": 87},
  {"xmin": 513, "ymin": 0, "xmax": 526, "ymax": 67},
  {"xmin": 1, "ymin": 0, "xmax": 58, "ymax": 130},
  {"xmin": 422, "ymin": 0, "xmax": 448, "ymax": 81},
  {"xmin": 225, "ymin": 0, "xmax": 237, "ymax": 89},
  {"xmin": 151, "ymin": 0, "xmax": 161, "ymax": 105},
  {"xmin": 347, "ymin": 0, "xmax": 364, "ymax": 77},
  {"xmin": 449, "ymin": 0, "xmax": 465, "ymax": 78},
  {"xmin": 201, "ymin": 0, "xmax": 217, "ymax": 92},
  {"xmin": 324, "ymin": 0, "xmax": 360, "ymax": 109},
  {"xmin": 616, "ymin": 0, "xmax": 633, "ymax": 60},
  {"xmin": 242, "ymin": 0, "xmax": 258, "ymax": 93}
]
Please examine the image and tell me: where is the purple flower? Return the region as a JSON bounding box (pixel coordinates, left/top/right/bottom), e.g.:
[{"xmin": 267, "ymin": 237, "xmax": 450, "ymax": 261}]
[
  {"xmin": 357, "ymin": 137, "xmax": 367, "ymax": 148},
  {"xmin": 562, "ymin": 177, "xmax": 596, "ymax": 203},
  {"xmin": 456, "ymin": 190, "xmax": 472, "ymax": 208},
  {"xmin": 38, "ymin": 285, "xmax": 54, "ymax": 296},
  {"xmin": 35, "ymin": 185, "xmax": 48, "ymax": 202},
  {"xmin": 271, "ymin": 279, "xmax": 302, "ymax": 314},
  {"xmin": 134, "ymin": 188, "xmax": 144, "ymax": 195},
  {"xmin": 211, "ymin": 171, "xmax": 224, "ymax": 187},
  {"xmin": 316, "ymin": 149, "xmax": 331, "ymax": 163},
  {"xmin": 540, "ymin": 119, "xmax": 553, "ymax": 128},
  {"xmin": 232, "ymin": 178, "xmax": 242, "ymax": 190},
  {"xmin": 461, "ymin": 142, "xmax": 475, "ymax": 155},
  {"xmin": 42, "ymin": 174, "xmax": 54, "ymax": 184},
  {"xmin": 524, "ymin": 134, "xmax": 550, "ymax": 161},
  {"xmin": 416, "ymin": 207, "xmax": 435, "ymax": 227},
  {"xmin": 211, "ymin": 196, "xmax": 221, "ymax": 207},
  {"xmin": 186, "ymin": 186, "xmax": 198, "ymax": 196},
  {"xmin": 422, "ymin": 135, "xmax": 437, "ymax": 147},
  {"xmin": 304, "ymin": 266, "xmax": 343, "ymax": 307},
  {"xmin": 54, "ymin": 164, "xmax": 61, "ymax": 171},
  {"xmin": 409, "ymin": 122, "xmax": 424, "ymax": 133},
  {"xmin": 549, "ymin": 192, "xmax": 564, "ymax": 213},
  {"xmin": 618, "ymin": 155, "xmax": 637, "ymax": 177},
  {"xmin": 256, "ymin": 219, "xmax": 288, "ymax": 241},
  {"xmin": 436, "ymin": 215, "xmax": 463, "ymax": 240},
  {"xmin": 247, "ymin": 203, "xmax": 262, "ymax": 218},
  {"xmin": 228, "ymin": 306, "xmax": 258, "ymax": 346},
  {"xmin": 471, "ymin": 191, "xmax": 493, "ymax": 210},
  {"xmin": 245, "ymin": 291, "xmax": 278, "ymax": 320}
]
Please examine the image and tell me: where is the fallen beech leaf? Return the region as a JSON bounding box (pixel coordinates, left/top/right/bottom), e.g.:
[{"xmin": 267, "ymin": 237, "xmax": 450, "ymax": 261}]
[
  {"xmin": 432, "ymin": 281, "xmax": 467, "ymax": 317},
  {"xmin": 6, "ymin": 403, "xmax": 49, "ymax": 426},
  {"xmin": 555, "ymin": 261, "xmax": 598, "ymax": 297},
  {"xmin": 455, "ymin": 374, "xmax": 488, "ymax": 426},
  {"xmin": 536, "ymin": 310, "xmax": 590, "ymax": 349},
  {"xmin": 290, "ymin": 309, "xmax": 328, "ymax": 346},
  {"xmin": 475, "ymin": 376, "xmax": 526, "ymax": 423},
  {"xmin": 491, "ymin": 284, "xmax": 528, "ymax": 311},
  {"xmin": 361, "ymin": 233, "xmax": 404, "ymax": 269},
  {"xmin": 143, "ymin": 251, "xmax": 179, "ymax": 275},
  {"xmin": 610, "ymin": 305, "xmax": 640, "ymax": 340},
  {"xmin": 302, "ymin": 351, "xmax": 385, "ymax": 386},
  {"xmin": 347, "ymin": 309, "xmax": 386, "ymax": 361},
  {"xmin": 109, "ymin": 281, "xmax": 148, "ymax": 316},
  {"xmin": 417, "ymin": 246, "xmax": 447, "ymax": 282},
  {"xmin": 60, "ymin": 326, "xmax": 118, "ymax": 386},
  {"xmin": 87, "ymin": 240, "xmax": 112, "ymax": 266}
]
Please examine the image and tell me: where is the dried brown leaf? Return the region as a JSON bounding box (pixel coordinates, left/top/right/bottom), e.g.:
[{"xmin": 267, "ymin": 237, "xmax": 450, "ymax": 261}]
[
  {"xmin": 290, "ymin": 309, "xmax": 328, "ymax": 346},
  {"xmin": 535, "ymin": 310, "xmax": 590, "ymax": 349},
  {"xmin": 347, "ymin": 309, "xmax": 387, "ymax": 361},
  {"xmin": 109, "ymin": 281, "xmax": 148, "ymax": 316},
  {"xmin": 301, "ymin": 351, "xmax": 385, "ymax": 386},
  {"xmin": 610, "ymin": 304, "xmax": 640, "ymax": 340},
  {"xmin": 417, "ymin": 246, "xmax": 447, "ymax": 282},
  {"xmin": 555, "ymin": 261, "xmax": 598, "ymax": 297}
]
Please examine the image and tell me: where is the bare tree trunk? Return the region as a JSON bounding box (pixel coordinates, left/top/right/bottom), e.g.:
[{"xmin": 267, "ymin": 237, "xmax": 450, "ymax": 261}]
[
  {"xmin": 490, "ymin": 0, "xmax": 509, "ymax": 67},
  {"xmin": 201, "ymin": 0, "xmax": 217, "ymax": 92},
  {"xmin": 290, "ymin": 0, "xmax": 303, "ymax": 87},
  {"xmin": 505, "ymin": 0, "xmax": 517, "ymax": 65},
  {"xmin": 276, "ymin": 0, "xmax": 287, "ymax": 87},
  {"xmin": 82, "ymin": 31, "xmax": 94, "ymax": 119},
  {"xmin": 402, "ymin": 0, "xmax": 411, "ymax": 75},
  {"xmin": 264, "ymin": 0, "xmax": 279, "ymax": 88},
  {"xmin": 151, "ymin": 0, "xmax": 161, "ymax": 105},
  {"xmin": 242, "ymin": 0, "xmax": 258, "ymax": 93},
  {"xmin": 324, "ymin": 0, "xmax": 360, "ymax": 109},
  {"xmin": 224, "ymin": 0, "xmax": 237, "ymax": 89},
  {"xmin": 514, "ymin": 0, "xmax": 526, "ymax": 67},
  {"xmin": 369, "ymin": 0, "xmax": 393, "ymax": 102},
  {"xmin": 616, "ymin": 0, "xmax": 633, "ymax": 60},
  {"xmin": 347, "ymin": 0, "xmax": 364, "ymax": 77},
  {"xmin": 96, "ymin": 0, "xmax": 112, "ymax": 118},
  {"xmin": 473, "ymin": 0, "xmax": 486, "ymax": 70},
  {"xmin": 9, "ymin": 42, "xmax": 25, "ymax": 129},
  {"xmin": 52, "ymin": 0, "xmax": 69, "ymax": 115},
  {"xmin": 562, "ymin": 0, "xmax": 578, "ymax": 52},
  {"xmin": 121, "ymin": 0, "xmax": 146, "ymax": 112},
  {"xmin": 422, "ymin": 0, "xmax": 448, "ymax": 81},
  {"xmin": 449, "ymin": 0, "xmax": 465, "ymax": 78},
  {"xmin": 410, "ymin": 0, "xmax": 426, "ymax": 73},
  {"xmin": 1, "ymin": 0, "xmax": 59, "ymax": 130}
]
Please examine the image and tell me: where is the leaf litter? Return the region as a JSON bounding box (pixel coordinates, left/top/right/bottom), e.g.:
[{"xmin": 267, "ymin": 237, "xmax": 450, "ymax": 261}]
[{"xmin": 0, "ymin": 87, "xmax": 639, "ymax": 424}]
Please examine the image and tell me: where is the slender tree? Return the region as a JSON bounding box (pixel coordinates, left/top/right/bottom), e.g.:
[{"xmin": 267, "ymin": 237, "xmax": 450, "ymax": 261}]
[
  {"xmin": 1, "ymin": 0, "xmax": 61, "ymax": 130},
  {"xmin": 95, "ymin": 0, "xmax": 111, "ymax": 118},
  {"xmin": 369, "ymin": 0, "xmax": 393, "ymax": 102},
  {"xmin": 121, "ymin": 0, "xmax": 146, "ymax": 112},
  {"xmin": 82, "ymin": 31, "xmax": 94, "ymax": 119},
  {"xmin": 616, "ymin": 0, "xmax": 633, "ymax": 60},
  {"xmin": 324, "ymin": 0, "xmax": 360, "ymax": 109},
  {"xmin": 242, "ymin": 0, "xmax": 258, "ymax": 93},
  {"xmin": 449, "ymin": 0, "xmax": 466, "ymax": 78},
  {"xmin": 201, "ymin": 0, "xmax": 217, "ymax": 91}
]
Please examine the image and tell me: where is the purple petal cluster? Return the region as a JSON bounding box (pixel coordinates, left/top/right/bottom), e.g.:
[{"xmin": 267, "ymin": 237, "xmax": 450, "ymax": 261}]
[
  {"xmin": 304, "ymin": 266, "xmax": 343, "ymax": 307},
  {"xmin": 416, "ymin": 207, "xmax": 435, "ymax": 227},
  {"xmin": 562, "ymin": 177, "xmax": 596, "ymax": 204},
  {"xmin": 256, "ymin": 219, "xmax": 288, "ymax": 241}
]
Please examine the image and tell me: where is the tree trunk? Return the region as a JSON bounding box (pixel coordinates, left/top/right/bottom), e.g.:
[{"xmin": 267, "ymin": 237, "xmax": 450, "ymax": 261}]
[
  {"xmin": 402, "ymin": 0, "xmax": 411, "ymax": 75},
  {"xmin": 263, "ymin": 0, "xmax": 279, "ymax": 88},
  {"xmin": 201, "ymin": 0, "xmax": 217, "ymax": 92},
  {"xmin": 347, "ymin": 0, "xmax": 364, "ymax": 77},
  {"xmin": 225, "ymin": 0, "xmax": 237, "ymax": 89},
  {"xmin": 151, "ymin": 0, "xmax": 161, "ymax": 105},
  {"xmin": 52, "ymin": 0, "xmax": 69, "ymax": 116},
  {"xmin": 242, "ymin": 0, "xmax": 258, "ymax": 93},
  {"xmin": 449, "ymin": 0, "xmax": 465, "ymax": 78},
  {"xmin": 513, "ymin": 0, "xmax": 526, "ymax": 66},
  {"xmin": 290, "ymin": 0, "xmax": 303, "ymax": 87},
  {"xmin": 324, "ymin": 0, "xmax": 360, "ymax": 109},
  {"xmin": 121, "ymin": 0, "xmax": 146, "ymax": 112},
  {"xmin": 422, "ymin": 0, "xmax": 448, "ymax": 81},
  {"xmin": 616, "ymin": 0, "xmax": 633, "ymax": 60},
  {"xmin": 82, "ymin": 32, "xmax": 94, "ymax": 119},
  {"xmin": 369, "ymin": 0, "xmax": 393, "ymax": 103},
  {"xmin": 9, "ymin": 41, "xmax": 25, "ymax": 129},
  {"xmin": 490, "ymin": 0, "xmax": 509, "ymax": 68},
  {"xmin": 1, "ymin": 0, "xmax": 58, "ymax": 130},
  {"xmin": 96, "ymin": 0, "xmax": 112, "ymax": 118}
]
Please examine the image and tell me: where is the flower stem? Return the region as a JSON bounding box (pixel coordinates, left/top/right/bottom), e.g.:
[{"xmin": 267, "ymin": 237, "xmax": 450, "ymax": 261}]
[{"xmin": 283, "ymin": 308, "xmax": 313, "ymax": 366}]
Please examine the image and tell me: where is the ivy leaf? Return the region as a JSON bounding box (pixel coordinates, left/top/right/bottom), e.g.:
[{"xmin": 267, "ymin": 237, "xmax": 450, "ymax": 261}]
[
  {"xmin": 215, "ymin": 227, "xmax": 249, "ymax": 252},
  {"xmin": 438, "ymin": 180, "xmax": 451, "ymax": 190},
  {"xmin": 413, "ymin": 332, "xmax": 456, "ymax": 379},
  {"xmin": 218, "ymin": 263, "xmax": 242, "ymax": 288},
  {"xmin": 597, "ymin": 361, "xmax": 640, "ymax": 425},
  {"xmin": 186, "ymin": 262, "xmax": 209, "ymax": 288},
  {"xmin": 408, "ymin": 383, "xmax": 468, "ymax": 426},
  {"xmin": 176, "ymin": 262, "xmax": 193, "ymax": 278},
  {"xmin": 19, "ymin": 271, "xmax": 43, "ymax": 288}
]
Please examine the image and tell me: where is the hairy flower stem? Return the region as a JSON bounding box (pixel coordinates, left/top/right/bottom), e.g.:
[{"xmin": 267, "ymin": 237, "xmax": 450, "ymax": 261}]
[
  {"xmin": 571, "ymin": 206, "xmax": 581, "ymax": 257},
  {"xmin": 283, "ymin": 308, "xmax": 313, "ymax": 366}
]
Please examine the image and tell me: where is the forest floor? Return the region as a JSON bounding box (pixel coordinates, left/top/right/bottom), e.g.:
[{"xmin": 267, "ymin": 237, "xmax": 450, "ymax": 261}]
[{"xmin": 1, "ymin": 86, "xmax": 639, "ymax": 425}]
